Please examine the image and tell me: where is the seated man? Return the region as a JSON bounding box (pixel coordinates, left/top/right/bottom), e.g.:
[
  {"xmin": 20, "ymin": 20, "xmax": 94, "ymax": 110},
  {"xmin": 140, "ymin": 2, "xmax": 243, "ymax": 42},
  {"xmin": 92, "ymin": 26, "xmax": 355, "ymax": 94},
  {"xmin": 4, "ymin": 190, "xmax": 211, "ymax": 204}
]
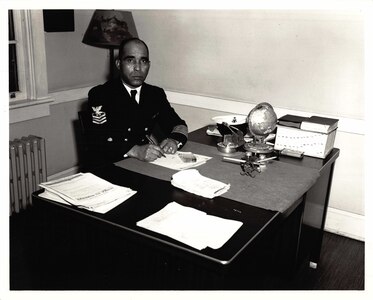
[{"xmin": 85, "ymin": 38, "xmax": 188, "ymax": 166}]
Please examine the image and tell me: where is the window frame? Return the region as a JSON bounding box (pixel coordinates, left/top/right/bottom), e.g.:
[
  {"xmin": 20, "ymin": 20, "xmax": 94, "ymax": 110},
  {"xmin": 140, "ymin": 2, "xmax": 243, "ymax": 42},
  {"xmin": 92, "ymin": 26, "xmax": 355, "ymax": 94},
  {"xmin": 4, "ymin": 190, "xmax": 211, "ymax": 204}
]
[
  {"xmin": 10, "ymin": 10, "xmax": 27, "ymax": 101},
  {"xmin": 9, "ymin": 10, "xmax": 53, "ymax": 124}
]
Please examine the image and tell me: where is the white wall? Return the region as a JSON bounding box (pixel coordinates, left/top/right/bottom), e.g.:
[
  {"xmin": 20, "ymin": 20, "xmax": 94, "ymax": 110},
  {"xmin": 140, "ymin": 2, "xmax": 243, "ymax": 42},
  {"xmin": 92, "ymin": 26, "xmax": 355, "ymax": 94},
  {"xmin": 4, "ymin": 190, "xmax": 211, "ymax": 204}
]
[
  {"xmin": 45, "ymin": 10, "xmax": 109, "ymax": 92},
  {"xmin": 134, "ymin": 10, "xmax": 364, "ymax": 119}
]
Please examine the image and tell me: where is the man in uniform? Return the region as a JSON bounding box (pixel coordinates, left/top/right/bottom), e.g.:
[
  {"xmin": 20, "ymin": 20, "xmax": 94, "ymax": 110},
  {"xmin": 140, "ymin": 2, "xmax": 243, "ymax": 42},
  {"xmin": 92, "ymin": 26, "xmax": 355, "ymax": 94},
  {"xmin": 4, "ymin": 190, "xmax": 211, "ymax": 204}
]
[{"xmin": 85, "ymin": 38, "xmax": 188, "ymax": 165}]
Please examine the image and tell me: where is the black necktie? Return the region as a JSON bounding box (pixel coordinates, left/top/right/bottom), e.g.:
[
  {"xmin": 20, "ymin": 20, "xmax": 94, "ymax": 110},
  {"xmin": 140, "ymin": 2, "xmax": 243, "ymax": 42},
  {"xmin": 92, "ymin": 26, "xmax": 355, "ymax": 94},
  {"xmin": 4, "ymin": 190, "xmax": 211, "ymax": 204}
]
[{"xmin": 130, "ymin": 90, "xmax": 137, "ymax": 102}]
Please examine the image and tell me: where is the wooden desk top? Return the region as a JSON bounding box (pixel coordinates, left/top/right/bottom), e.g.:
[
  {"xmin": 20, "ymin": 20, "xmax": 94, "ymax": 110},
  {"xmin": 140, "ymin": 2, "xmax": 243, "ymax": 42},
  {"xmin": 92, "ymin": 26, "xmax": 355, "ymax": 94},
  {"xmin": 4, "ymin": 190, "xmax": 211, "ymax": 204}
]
[
  {"xmin": 33, "ymin": 163, "xmax": 278, "ymax": 266},
  {"xmin": 34, "ymin": 126, "xmax": 338, "ymax": 267},
  {"xmin": 189, "ymin": 126, "xmax": 340, "ymax": 174}
]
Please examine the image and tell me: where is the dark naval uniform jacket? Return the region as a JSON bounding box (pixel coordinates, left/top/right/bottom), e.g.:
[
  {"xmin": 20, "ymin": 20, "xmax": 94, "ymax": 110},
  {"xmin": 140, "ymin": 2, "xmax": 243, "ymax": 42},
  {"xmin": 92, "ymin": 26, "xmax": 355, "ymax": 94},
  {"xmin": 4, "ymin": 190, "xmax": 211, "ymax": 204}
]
[{"xmin": 84, "ymin": 77, "xmax": 188, "ymax": 165}]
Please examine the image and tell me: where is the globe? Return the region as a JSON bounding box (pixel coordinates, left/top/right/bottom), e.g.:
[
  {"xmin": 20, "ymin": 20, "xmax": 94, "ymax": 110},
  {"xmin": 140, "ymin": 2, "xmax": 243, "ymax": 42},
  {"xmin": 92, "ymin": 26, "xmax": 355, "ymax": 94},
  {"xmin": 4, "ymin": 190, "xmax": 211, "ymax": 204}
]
[{"xmin": 245, "ymin": 102, "xmax": 277, "ymax": 154}]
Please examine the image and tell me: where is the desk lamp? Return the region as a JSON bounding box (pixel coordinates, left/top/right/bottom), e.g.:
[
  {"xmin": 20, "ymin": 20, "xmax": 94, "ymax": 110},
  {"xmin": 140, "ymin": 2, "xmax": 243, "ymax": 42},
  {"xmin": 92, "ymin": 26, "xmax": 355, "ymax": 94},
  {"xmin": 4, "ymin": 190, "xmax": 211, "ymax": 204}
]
[{"xmin": 82, "ymin": 10, "xmax": 138, "ymax": 78}]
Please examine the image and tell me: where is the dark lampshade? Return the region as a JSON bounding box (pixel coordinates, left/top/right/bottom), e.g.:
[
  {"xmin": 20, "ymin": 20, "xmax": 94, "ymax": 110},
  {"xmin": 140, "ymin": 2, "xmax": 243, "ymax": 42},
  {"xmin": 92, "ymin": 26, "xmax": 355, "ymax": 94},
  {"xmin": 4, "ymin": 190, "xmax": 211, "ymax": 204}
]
[
  {"xmin": 82, "ymin": 10, "xmax": 138, "ymax": 48},
  {"xmin": 83, "ymin": 10, "xmax": 138, "ymax": 78}
]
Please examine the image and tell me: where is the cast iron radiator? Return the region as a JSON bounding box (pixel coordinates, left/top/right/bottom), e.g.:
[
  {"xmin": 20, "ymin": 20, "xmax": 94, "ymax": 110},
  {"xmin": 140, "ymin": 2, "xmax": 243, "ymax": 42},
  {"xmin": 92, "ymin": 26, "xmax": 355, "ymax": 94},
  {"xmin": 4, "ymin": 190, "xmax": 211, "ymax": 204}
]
[{"xmin": 9, "ymin": 135, "xmax": 47, "ymax": 215}]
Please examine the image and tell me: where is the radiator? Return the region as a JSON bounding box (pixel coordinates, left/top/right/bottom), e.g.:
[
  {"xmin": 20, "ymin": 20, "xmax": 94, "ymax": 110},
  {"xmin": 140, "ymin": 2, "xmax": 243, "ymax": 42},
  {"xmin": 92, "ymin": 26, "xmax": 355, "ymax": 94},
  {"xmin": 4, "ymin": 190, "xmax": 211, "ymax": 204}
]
[{"xmin": 9, "ymin": 135, "xmax": 47, "ymax": 215}]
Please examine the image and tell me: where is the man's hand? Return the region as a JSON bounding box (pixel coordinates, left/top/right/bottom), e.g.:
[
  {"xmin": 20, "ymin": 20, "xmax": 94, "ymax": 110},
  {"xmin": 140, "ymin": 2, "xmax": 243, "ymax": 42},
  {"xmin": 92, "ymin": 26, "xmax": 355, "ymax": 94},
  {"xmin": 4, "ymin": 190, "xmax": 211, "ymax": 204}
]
[
  {"xmin": 160, "ymin": 138, "xmax": 178, "ymax": 154},
  {"xmin": 127, "ymin": 144, "xmax": 165, "ymax": 162}
]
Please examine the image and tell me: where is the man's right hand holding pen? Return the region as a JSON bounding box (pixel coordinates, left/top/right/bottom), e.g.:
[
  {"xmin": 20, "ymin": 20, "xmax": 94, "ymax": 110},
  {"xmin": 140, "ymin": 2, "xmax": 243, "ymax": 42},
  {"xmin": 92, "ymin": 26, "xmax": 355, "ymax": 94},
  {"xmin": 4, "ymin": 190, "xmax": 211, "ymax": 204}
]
[
  {"xmin": 126, "ymin": 135, "xmax": 167, "ymax": 162},
  {"xmin": 126, "ymin": 143, "xmax": 165, "ymax": 162}
]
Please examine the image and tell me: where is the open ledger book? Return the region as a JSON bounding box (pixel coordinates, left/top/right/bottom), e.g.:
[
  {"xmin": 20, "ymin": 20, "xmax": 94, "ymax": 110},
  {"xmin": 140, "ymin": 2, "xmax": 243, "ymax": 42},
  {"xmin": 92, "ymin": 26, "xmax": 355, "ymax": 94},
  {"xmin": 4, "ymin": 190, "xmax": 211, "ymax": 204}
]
[{"xmin": 38, "ymin": 173, "xmax": 137, "ymax": 213}]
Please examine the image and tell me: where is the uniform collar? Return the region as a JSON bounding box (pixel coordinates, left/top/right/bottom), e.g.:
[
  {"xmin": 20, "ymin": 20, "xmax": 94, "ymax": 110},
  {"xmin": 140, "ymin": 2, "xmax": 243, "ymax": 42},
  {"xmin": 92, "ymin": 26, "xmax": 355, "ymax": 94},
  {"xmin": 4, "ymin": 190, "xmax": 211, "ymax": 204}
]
[{"xmin": 121, "ymin": 80, "xmax": 142, "ymax": 103}]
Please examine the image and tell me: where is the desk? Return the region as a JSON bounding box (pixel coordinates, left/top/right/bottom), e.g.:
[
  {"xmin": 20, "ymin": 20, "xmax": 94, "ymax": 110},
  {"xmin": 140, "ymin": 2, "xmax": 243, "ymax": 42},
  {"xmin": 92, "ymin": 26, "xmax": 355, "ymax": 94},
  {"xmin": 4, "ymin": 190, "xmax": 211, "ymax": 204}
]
[
  {"xmin": 31, "ymin": 127, "xmax": 339, "ymax": 289},
  {"xmin": 189, "ymin": 126, "xmax": 340, "ymax": 268}
]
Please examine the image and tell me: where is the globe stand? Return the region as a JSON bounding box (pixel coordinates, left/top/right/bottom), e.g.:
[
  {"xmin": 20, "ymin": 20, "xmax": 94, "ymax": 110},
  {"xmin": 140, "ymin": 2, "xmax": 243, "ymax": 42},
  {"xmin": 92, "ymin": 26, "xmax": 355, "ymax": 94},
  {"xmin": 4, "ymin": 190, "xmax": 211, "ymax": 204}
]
[
  {"xmin": 245, "ymin": 102, "xmax": 278, "ymax": 165},
  {"xmin": 244, "ymin": 140, "xmax": 274, "ymax": 155},
  {"xmin": 243, "ymin": 136, "xmax": 275, "ymax": 165}
]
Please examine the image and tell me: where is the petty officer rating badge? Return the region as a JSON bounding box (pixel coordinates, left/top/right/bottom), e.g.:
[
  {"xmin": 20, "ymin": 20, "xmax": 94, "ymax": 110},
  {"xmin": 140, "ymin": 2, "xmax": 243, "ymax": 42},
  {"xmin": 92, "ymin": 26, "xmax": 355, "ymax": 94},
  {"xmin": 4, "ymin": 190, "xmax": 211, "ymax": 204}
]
[{"xmin": 92, "ymin": 106, "xmax": 107, "ymax": 124}]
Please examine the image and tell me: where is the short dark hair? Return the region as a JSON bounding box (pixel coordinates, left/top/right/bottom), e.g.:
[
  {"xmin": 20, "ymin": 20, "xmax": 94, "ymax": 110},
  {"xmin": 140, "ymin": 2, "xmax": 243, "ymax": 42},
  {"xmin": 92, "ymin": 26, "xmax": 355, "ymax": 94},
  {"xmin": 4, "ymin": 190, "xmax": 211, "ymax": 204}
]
[{"xmin": 118, "ymin": 38, "xmax": 149, "ymax": 60}]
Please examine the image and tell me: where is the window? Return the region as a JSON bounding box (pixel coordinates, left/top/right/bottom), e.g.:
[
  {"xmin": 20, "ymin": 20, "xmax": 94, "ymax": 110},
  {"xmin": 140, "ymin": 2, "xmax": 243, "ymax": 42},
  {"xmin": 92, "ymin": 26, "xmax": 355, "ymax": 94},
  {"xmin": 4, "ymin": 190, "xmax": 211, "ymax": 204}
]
[
  {"xmin": 9, "ymin": 10, "xmax": 53, "ymax": 123},
  {"xmin": 9, "ymin": 10, "xmax": 27, "ymax": 101},
  {"xmin": 9, "ymin": 11, "xmax": 19, "ymax": 95}
]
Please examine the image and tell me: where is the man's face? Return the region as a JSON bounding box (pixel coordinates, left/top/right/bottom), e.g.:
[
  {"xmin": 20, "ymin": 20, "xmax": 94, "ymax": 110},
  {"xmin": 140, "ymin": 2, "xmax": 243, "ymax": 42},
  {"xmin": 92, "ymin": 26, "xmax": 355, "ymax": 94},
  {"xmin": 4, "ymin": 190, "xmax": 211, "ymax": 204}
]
[{"xmin": 116, "ymin": 41, "xmax": 150, "ymax": 88}]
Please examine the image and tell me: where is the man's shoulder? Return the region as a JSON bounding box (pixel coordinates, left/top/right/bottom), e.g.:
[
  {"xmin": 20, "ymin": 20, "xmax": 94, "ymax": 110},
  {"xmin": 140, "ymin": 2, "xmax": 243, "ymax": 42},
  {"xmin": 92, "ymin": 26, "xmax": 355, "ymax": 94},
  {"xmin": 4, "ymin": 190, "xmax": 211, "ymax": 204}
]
[
  {"xmin": 142, "ymin": 82, "xmax": 165, "ymax": 96},
  {"xmin": 89, "ymin": 78, "xmax": 121, "ymax": 96}
]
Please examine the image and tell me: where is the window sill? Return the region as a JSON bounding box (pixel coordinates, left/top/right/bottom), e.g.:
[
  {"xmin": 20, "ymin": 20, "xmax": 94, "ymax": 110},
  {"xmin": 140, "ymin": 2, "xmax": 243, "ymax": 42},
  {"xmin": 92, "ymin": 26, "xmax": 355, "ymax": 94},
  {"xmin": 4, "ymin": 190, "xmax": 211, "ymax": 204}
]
[{"xmin": 9, "ymin": 97, "xmax": 54, "ymax": 124}]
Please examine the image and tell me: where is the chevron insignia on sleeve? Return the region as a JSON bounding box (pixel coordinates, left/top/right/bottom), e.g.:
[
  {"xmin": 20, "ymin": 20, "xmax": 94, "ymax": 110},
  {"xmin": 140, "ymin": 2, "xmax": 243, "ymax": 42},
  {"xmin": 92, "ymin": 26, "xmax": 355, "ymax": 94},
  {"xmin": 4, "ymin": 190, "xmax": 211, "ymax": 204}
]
[{"xmin": 91, "ymin": 106, "xmax": 107, "ymax": 124}]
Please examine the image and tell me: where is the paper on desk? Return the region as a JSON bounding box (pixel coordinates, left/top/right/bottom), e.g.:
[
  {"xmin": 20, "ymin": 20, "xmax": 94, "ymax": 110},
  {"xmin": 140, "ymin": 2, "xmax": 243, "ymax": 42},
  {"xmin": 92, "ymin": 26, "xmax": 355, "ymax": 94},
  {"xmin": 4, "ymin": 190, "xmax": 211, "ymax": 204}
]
[
  {"xmin": 38, "ymin": 190, "xmax": 129, "ymax": 214},
  {"xmin": 171, "ymin": 169, "xmax": 230, "ymax": 198},
  {"xmin": 150, "ymin": 151, "xmax": 211, "ymax": 170},
  {"xmin": 137, "ymin": 202, "xmax": 243, "ymax": 250},
  {"xmin": 39, "ymin": 173, "xmax": 136, "ymax": 213}
]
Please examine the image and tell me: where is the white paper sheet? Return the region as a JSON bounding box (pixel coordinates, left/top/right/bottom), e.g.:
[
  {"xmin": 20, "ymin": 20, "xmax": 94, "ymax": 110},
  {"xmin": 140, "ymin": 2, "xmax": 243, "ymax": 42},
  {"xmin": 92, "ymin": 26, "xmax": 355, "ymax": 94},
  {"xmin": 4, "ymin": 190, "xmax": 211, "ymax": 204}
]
[
  {"xmin": 38, "ymin": 190, "xmax": 132, "ymax": 214},
  {"xmin": 150, "ymin": 151, "xmax": 211, "ymax": 170},
  {"xmin": 171, "ymin": 169, "xmax": 230, "ymax": 199},
  {"xmin": 39, "ymin": 173, "xmax": 137, "ymax": 213},
  {"xmin": 137, "ymin": 202, "xmax": 242, "ymax": 250}
]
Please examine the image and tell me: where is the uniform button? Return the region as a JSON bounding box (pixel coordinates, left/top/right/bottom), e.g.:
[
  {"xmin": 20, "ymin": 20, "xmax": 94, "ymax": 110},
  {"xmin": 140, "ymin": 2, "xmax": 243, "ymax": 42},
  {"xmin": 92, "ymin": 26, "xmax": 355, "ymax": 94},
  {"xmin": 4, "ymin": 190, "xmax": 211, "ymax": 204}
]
[
  {"xmin": 124, "ymin": 138, "xmax": 128, "ymax": 142},
  {"xmin": 128, "ymin": 128, "xmax": 131, "ymax": 132},
  {"xmin": 144, "ymin": 127, "xmax": 148, "ymax": 131},
  {"xmin": 107, "ymin": 137, "xmax": 113, "ymax": 142}
]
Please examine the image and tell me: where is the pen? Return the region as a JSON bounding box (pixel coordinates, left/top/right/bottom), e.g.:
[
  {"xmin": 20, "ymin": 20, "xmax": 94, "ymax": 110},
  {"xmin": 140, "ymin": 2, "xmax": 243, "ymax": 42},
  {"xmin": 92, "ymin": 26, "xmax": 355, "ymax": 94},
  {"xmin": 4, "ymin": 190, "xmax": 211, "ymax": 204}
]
[
  {"xmin": 145, "ymin": 135, "xmax": 166, "ymax": 157},
  {"xmin": 255, "ymin": 156, "xmax": 277, "ymax": 163},
  {"xmin": 222, "ymin": 157, "xmax": 246, "ymax": 164},
  {"xmin": 222, "ymin": 156, "xmax": 277, "ymax": 165}
]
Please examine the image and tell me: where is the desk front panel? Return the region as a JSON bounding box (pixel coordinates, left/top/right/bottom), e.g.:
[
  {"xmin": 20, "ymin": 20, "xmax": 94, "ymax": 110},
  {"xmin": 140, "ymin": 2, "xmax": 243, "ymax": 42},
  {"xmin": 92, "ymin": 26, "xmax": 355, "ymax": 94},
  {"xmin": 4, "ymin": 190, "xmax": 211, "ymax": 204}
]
[{"xmin": 33, "ymin": 164, "xmax": 279, "ymax": 265}]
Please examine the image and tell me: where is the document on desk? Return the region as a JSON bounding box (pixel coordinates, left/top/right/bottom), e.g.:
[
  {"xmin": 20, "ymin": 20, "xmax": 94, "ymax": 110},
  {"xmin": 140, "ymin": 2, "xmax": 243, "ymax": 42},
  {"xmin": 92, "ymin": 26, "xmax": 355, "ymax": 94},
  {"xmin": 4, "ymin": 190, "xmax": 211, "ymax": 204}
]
[
  {"xmin": 171, "ymin": 169, "xmax": 230, "ymax": 198},
  {"xmin": 137, "ymin": 202, "xmax": 243, "ymax": 250},
  {"xmin": 150, "ymin": 151, "xmax": 211, "ymax": 170},
  {"xmin": 39, "ymin": 173, "xmax": 137, "ymax": 213}
]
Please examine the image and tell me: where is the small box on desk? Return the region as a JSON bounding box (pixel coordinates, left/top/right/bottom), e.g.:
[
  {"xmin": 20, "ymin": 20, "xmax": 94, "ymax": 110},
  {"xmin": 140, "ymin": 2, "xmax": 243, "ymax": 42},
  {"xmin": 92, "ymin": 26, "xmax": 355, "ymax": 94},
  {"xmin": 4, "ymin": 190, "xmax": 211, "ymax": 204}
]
[{"xmin": 274, "ymin": 125, "xmax": 337, "ymax": 159}]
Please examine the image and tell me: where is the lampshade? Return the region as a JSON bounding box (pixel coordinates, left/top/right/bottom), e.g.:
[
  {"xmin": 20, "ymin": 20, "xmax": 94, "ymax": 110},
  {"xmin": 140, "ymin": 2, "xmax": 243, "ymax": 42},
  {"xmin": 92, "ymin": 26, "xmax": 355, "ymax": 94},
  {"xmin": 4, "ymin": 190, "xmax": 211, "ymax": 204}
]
[{"xmin": 82, "ymin": 10, "xmax": 138, "ymax": 48}]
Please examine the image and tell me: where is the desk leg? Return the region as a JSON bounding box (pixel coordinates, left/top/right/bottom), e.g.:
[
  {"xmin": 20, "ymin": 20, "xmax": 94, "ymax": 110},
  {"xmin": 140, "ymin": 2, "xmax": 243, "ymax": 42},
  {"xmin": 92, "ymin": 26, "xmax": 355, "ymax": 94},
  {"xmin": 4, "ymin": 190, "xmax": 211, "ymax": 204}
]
[
  {"xmin": 288, "ymin": 196, "xmax": 305, "ymax": 275},
  {"xmin": 309, "ymin": 162, "xmax": 336, "ymax": 268},
  {"xmin": 274, "ymin": 196, "xmax": 305, "ymax": 277}
]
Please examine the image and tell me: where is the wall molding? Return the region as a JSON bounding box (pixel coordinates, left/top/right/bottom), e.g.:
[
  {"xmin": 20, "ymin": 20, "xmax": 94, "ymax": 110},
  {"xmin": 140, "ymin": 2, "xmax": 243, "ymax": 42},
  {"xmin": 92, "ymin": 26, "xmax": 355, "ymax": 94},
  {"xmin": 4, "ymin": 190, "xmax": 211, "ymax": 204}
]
[
  {"xmin": 45, "ymin": 87, "xmax": 365, "ymax": 136},
  {"xmin": 9, "ymin": 97, "xmax": 54, "ymax": 123},
  {"xmin": 49, "ymin": 86, "xmax": 92, "ymax": 104},
  {"xmin": 166, "ymin": 90, "xmax": 365, "ymax": 136}
]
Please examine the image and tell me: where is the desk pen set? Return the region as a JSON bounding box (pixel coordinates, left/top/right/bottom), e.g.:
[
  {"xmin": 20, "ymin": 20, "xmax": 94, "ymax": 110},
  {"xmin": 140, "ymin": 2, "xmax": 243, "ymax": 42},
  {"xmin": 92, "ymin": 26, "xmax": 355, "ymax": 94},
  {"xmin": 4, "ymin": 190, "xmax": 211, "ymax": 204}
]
[{"xmin": 216, "ymin": 102, "xmax": 279, "ymax": 177}]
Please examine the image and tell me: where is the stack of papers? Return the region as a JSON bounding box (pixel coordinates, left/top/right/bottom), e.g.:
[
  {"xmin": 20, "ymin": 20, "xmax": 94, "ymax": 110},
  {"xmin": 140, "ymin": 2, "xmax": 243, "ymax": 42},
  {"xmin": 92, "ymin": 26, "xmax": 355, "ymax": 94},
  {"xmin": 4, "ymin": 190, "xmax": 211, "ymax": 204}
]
[
  {"xmin": 137, "ymin": 202, "xmax": 243, "ymax": 250},
  {"xmin": 38, "ymin": 173, "xmax": 137, "ymax": 214},
  {"xmin": 171, "ymin": 169, "xmax": 230, "ymax": 198},
  {"xmin": 150, "ymin": 151, "xmax": 211, "ymax": 170}
]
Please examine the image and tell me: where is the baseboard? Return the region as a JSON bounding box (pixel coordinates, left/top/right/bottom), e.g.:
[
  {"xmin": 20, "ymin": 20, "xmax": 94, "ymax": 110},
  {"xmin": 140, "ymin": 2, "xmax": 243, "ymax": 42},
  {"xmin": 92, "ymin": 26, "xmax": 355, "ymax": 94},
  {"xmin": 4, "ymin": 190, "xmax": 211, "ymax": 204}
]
[{"xmin": 324, "ymin": 207, "xmax": 364, "ymax": 241}]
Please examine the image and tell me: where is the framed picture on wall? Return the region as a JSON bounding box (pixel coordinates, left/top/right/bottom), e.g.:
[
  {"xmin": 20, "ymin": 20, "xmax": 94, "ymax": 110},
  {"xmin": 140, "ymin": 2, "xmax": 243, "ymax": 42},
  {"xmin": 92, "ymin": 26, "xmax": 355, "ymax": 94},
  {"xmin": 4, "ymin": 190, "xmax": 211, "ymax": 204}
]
[{"xmin": 43, "ymin": 10, "xmax": 75, "ymax": 32}]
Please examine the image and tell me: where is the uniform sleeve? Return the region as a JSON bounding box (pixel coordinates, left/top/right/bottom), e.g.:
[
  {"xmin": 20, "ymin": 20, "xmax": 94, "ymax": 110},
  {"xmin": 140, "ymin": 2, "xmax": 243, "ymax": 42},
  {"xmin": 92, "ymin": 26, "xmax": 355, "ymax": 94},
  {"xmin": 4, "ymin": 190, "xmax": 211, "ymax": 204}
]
[
  {"xmin": 85, "ymin": 85, "xmax": 136, "ymax": 164},
  {"xmin": 156, "ymin": 89, "xmax": 188, "ymax": 148}
]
